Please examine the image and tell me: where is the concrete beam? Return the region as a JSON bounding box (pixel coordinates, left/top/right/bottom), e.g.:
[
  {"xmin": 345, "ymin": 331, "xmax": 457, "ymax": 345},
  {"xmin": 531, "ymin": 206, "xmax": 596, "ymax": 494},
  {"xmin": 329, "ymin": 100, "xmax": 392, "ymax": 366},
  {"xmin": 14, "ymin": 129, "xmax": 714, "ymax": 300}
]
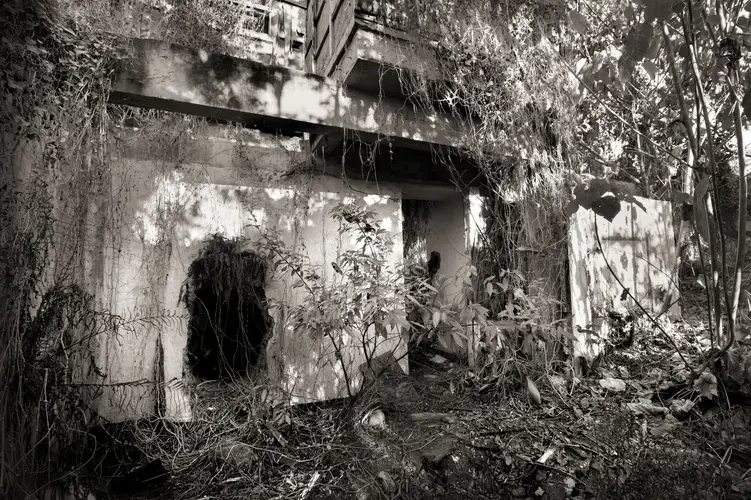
[{"xmin": 110, "ymin": 39, "xmax": 466, "ymax": 149}]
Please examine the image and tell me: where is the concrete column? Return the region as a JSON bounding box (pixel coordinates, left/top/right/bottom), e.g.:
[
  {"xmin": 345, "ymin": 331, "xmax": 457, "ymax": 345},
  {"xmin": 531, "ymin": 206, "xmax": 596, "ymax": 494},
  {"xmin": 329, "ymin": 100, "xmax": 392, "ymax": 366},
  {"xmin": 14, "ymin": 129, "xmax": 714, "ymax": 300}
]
[
  {"xmin": 425, "ymin": 193, "xmax": 469, "ymax": 307},
  {"xmin": 465, "ymin": 187, "xmax": 485, "ymax": 368}
]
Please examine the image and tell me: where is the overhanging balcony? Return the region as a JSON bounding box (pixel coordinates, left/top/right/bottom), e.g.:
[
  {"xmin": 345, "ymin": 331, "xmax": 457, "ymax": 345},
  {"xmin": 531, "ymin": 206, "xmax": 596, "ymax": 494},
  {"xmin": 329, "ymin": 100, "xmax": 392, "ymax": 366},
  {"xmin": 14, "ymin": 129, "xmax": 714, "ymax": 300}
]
[{"xmin": 304, "ymin": 0, "xmax": 439, "ymax": 97}]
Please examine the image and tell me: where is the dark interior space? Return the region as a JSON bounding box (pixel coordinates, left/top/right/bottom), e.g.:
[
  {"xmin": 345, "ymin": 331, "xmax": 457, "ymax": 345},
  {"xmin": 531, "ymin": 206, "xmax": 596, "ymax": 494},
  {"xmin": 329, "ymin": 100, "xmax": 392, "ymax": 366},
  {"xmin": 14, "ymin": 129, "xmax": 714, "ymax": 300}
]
[
  {"xmin": 186, "ymin": 286, "xmax": 268, "ymax": 380},
  {"xmin": 183, "ymin": 244, "xmax": 271, "ymax": 381}
]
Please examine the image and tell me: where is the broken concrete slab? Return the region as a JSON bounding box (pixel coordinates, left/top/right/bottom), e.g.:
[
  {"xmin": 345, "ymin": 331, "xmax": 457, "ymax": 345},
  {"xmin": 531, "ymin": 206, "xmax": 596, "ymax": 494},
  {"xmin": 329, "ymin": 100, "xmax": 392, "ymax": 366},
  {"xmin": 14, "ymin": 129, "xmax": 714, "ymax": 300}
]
[{"xmin": 110, "ymin": 39, "xmax": 468, "ymax": 150}]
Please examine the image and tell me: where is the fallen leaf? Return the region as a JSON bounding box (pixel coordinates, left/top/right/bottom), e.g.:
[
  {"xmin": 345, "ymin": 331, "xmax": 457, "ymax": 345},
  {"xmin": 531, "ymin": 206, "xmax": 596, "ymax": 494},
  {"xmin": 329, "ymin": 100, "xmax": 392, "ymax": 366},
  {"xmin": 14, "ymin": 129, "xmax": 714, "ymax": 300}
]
[
  {"xmin": 534, "ymin": 486, "xmax": 545, "ymax": 496},
  {"xmin": 599, "ymin": 377, "xmax": 627, "ymax": 392},
  {"xmin": 430, "ymin": 354, "xmax": 448, "ymax": 364},
  {"xmin": 693, "ymin": 371, "xmax": 718, "ymax": 400},
  {"xmin": 536, "ymin": 447, "xmax": 556, "ymax": 464},
  {"xmin": 669, "ymin": 399, "xmax": 696, "ymax": 419},
  {"xmin": 650, "ymin": 414, "xmax": 680, "ymax": 436},
  {"xmin": 626, "ymin": 401, "xmax": 668, "ymax": 416},
  {"xmin": 527, "ymin": 376, "xmax": 542, "ymax": 404},
  {"xmin": 549, "ymin": 375, "xmax": 568, "ymax": 395},
  {"xmin": 377, "ymin": 471, "xmax": 395, "ymax": 492}
]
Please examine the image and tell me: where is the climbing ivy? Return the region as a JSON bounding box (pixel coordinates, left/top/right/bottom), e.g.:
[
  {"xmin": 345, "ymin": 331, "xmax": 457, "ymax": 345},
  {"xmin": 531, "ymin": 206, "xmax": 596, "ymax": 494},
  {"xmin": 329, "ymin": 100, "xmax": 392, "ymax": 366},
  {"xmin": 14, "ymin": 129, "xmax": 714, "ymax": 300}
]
[{"xmin": 0, "ymin": 1, "xmax": 121, "ymax": 497}]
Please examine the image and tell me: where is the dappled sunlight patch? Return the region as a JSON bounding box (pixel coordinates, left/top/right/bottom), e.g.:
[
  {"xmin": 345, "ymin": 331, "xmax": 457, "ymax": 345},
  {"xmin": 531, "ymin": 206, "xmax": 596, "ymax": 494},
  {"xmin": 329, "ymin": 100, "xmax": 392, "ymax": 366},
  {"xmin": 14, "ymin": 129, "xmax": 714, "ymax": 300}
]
[
  {"xmin": 133, "ymin": 170, "xmax": 194, "ymax": 244},
  {"xmin": 264, "ymin": 187, "xmax": 294, "ymax": 201},
  {"xmin": 363, "ymin": 193, "xmax": 390, "ymax": 206}
]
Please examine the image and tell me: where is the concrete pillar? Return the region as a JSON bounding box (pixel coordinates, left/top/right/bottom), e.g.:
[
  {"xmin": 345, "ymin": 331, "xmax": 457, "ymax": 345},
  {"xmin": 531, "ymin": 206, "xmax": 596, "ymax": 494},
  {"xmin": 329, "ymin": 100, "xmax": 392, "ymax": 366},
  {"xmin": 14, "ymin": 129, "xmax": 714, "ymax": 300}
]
[
  {"xmin": 425, "ymin": 193, "xmax": 468, "ymax": 307},
  {"xmin": 465, "ymin": 187, "xmax": 485, "ymax": 368}
]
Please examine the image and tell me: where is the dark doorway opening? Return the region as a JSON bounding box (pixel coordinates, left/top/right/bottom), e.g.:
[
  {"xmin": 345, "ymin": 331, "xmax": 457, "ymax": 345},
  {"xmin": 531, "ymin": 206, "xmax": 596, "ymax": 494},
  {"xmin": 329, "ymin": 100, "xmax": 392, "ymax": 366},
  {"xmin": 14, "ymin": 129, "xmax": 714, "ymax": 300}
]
[{"xmin": 182, "ymin": 236, "xmax": 271, "ymax": 380}]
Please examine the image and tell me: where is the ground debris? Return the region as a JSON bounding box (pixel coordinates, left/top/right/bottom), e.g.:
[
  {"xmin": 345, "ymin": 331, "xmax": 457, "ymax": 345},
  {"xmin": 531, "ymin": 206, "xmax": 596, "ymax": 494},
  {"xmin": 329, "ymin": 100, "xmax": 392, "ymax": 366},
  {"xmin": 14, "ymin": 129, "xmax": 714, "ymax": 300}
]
[
  {"xmin": 101, "ymin": 323, "xmax": 751, "ymax": 500},
  {"xmin": 409, "ymin": 412, "xmax": 457, "ymax": 424}
]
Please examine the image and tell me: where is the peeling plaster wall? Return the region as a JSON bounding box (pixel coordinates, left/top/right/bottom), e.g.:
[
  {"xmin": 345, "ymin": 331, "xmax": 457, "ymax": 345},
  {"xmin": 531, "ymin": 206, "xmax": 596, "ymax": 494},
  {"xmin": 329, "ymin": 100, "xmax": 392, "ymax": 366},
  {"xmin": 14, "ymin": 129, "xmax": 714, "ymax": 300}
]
[
  {"xmin": 569, "ymin": 196, "xmax": 678, "ymax": 363},
  {"xmin": 93, "ymin": 128, "xmax": 406, "ymax": 421}
]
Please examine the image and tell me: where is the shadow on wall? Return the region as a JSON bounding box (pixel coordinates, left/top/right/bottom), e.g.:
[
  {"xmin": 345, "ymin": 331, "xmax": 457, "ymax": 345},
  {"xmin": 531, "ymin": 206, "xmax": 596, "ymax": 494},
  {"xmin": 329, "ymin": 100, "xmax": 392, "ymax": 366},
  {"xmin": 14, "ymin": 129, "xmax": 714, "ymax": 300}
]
[
  {"xmin": 96, "ymin": 147, "xmax": 405, "ymax": 419},
  {"xmin": 111, "ymin": 39, "xmax": 461, "ymax": 148},
  {"xmin": 568, "ymin": 197, "xmax": 678, "ymax": 367}
]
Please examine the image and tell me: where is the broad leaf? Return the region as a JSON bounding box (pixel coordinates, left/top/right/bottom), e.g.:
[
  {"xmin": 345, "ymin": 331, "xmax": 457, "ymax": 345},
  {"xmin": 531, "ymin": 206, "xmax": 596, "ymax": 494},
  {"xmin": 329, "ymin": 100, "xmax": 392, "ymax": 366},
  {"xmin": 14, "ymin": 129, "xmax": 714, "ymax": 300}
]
[
  {"xmin": 693, "ymin": 371, "xmax": 718, "ymax": 399},
  {"xmin": 451, "ymin": 329, "xmax": 465, "ymax": 348},
  {"xmin": 431, "ymin": 310, "xmax": 441, "ymax": 328},
  {"xmin": 623, "ymin": 22, "xmax": 653, "ymax": 63},
  {"xmin": 591, "ymin": 195, "xmax": 621, "ymax": 222},
  {"xmin": 645, "ymin": 36, "xmax": 662, "ymax": 60},
  {"xmin": 527, "ymin": 376, "xmax": 542, "ymax": 404},
  {"xmin": 642, "ymin": 60, "xmax": 658, "ymax": 80}
]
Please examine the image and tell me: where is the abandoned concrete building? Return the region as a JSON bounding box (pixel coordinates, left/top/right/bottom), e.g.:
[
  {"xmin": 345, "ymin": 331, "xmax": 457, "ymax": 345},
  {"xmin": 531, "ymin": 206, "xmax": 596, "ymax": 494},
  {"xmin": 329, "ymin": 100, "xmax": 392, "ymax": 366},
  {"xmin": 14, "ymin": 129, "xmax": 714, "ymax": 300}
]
[{"xmin": 79, "ymin": 0, "xmax": 678, "ymax": 422}]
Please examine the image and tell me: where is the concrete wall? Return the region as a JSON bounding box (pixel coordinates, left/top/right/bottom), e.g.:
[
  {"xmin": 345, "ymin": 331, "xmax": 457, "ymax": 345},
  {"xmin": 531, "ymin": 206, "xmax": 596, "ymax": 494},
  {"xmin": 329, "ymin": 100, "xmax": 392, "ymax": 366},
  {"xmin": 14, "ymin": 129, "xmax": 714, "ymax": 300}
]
[
  {"xmin": 425, "ymin": 194, "xmax": 469, "ymax": 307},
  {"xmin": 92, "ymin": 126, "xmax": 407, "ymax": 421},
  {"xmin": 569, "ymin": 196, "xmax": 678, "ymax": 362}
]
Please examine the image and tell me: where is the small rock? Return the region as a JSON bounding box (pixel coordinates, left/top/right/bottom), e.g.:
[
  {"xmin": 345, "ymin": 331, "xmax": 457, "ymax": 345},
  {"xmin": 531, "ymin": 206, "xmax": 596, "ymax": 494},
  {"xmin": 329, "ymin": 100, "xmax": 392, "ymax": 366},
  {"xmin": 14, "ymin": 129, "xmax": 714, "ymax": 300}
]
[{"xmin": 363, "ymin": 409, "xmax": 386, "ymax": 428}]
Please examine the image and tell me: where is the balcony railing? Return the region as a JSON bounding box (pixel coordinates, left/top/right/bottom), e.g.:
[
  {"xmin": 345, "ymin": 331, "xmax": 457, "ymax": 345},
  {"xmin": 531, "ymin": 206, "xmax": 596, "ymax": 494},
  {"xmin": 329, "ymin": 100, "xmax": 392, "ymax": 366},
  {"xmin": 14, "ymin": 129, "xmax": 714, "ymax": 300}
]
[{"xmin": 138, "ymin": 0, "xmax": 308, "ymax": 70}]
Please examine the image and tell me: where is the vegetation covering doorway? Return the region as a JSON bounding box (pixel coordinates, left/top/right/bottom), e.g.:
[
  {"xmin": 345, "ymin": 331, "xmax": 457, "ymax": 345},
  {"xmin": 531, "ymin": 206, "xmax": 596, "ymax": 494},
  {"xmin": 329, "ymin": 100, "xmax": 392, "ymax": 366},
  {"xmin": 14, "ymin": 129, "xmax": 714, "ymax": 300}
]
[{"xmin": 182, "ymin": 235, "xmax": 272, "ymax": 380}]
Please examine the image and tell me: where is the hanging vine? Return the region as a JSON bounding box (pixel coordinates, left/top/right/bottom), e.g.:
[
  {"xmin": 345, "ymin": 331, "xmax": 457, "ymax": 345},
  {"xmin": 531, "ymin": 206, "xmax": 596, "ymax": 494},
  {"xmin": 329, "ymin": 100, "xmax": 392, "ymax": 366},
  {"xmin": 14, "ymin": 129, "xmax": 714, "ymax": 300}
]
[{"xmin": 0, "ymin": 0, "xmax": 123, "ymax": 496}]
